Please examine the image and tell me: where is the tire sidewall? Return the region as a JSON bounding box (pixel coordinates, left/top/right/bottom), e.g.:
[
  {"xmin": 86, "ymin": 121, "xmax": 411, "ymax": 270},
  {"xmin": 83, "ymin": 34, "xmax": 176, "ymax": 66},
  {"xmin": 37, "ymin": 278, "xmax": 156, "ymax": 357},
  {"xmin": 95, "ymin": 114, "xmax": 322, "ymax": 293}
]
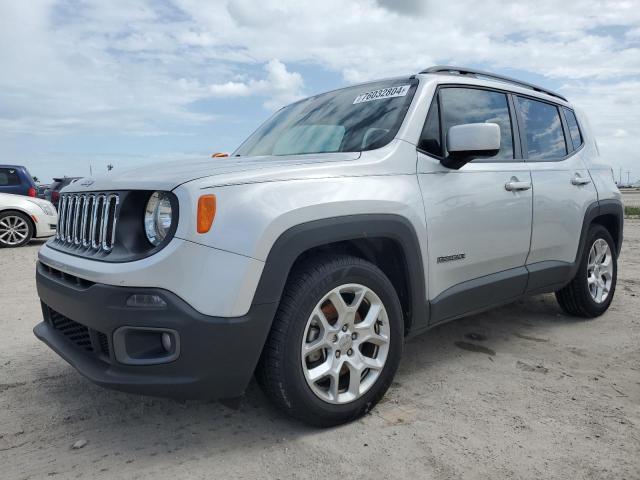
[
  {"xmin": 0, "ymin": 211, "xmax": 34, "ymax": 248},
  {"xmin": 281, "ymin": 259, "xmax": 403, "ymax": 423}
]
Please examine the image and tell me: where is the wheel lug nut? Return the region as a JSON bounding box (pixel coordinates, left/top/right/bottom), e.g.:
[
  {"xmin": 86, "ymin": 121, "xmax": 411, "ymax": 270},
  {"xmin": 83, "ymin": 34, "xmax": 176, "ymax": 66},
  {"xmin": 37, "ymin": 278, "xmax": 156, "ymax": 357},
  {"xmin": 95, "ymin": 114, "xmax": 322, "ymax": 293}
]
[
  {"xmin": 335, "ymin": 350, "xmax": 341, "ymax": 358},
  {"xmin": 342, "ymin": 325, "xmax": 348, "ymax": 332},
  {"xmin": 351, "ymin": 332, "xmax": 357, "ymax": 340},
  {"xmin": 332, "ymin": 334, "xmax": 338, "ymax": 342},
  {"xmin": 347, "ymin": 349, "xmax": 353, "ymax": 356}
]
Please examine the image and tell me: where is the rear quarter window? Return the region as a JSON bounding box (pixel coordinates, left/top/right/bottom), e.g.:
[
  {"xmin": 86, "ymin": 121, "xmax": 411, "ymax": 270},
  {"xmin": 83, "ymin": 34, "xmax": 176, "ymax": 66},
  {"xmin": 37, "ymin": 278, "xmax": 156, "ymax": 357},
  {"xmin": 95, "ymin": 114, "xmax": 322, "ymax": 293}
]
[{"xmin": 563, "ymin": 107, "xmax": 583, "ymax": 149}]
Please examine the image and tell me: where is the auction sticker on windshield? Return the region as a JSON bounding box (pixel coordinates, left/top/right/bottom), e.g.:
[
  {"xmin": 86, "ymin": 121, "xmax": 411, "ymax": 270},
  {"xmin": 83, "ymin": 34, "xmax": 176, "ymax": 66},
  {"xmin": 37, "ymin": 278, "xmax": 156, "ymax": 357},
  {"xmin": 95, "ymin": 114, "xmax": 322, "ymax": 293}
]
[{"xmin": 353, "ymin": 85, "xmax": 411, "ymax": 104}]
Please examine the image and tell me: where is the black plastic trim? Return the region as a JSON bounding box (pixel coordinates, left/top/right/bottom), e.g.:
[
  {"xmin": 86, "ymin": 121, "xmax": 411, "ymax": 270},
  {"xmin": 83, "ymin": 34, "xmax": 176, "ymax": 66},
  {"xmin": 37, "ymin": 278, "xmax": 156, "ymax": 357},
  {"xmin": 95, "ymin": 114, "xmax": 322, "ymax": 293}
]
[
  {"xmin": 525, "ymin": 260, "xmax": 573, "ymax": 295},
  {"xmin": 430, "ymin": 266, "xmax": 529, "ymax": 324},
  {"xmin": 35, "ymin": 262, "xmax": 278, "ymax": 399},
  {"xmin": 252, "ymin": 214, "xmax": 429, "ymax": 333}
]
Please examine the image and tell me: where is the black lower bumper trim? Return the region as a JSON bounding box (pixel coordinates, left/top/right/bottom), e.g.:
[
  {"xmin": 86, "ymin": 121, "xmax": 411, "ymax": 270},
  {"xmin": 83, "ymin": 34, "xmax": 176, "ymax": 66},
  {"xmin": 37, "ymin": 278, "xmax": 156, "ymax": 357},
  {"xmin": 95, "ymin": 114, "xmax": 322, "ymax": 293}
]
[{"xmin": 35, "ymin": 261, "xmax": 277, "ymax": 400}]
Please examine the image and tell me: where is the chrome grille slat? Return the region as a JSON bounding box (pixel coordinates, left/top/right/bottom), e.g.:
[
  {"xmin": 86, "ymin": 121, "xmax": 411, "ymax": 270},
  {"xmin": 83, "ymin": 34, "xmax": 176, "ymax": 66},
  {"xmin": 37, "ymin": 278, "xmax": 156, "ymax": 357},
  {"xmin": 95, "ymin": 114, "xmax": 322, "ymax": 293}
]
[
  {"xmin": 65, "ymin": 196, "xmax": 75, "ymax": 243},
  {"xmin": 93, "ymin": 194, "xmax": 105, "ymax": 249},
  {"xmin": 73, "ymin": 195, "xmax": 84, "ymax": 245},
  {"xmin": 57, "ymin": 195, "xmax": 67, "ymax": 240},
  {"xmin": 80, "ymin": 195, "xmax": 90, "ymax": 247},
  {"xmin": 55, "ymin": 192, "xmax": 119, "ymax": 254},
  {"xmin": 102, "ymin": 194, "xmax": 119, "ymax": 252},
  {"xmin": 89, "ymin": 194, "xmax": 100, "ymax": 249}
]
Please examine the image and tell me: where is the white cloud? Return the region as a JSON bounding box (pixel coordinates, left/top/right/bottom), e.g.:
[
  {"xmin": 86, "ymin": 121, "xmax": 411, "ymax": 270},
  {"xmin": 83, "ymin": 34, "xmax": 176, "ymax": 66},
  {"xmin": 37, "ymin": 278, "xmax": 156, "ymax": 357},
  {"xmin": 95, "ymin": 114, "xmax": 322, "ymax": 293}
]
[
  {"xmin": 208, "ymin": 59, "xmax": 304, "ymax": 109},
  {"xmin": 0, "ymin": 0, "xmax": 639, "ymax": 177}
]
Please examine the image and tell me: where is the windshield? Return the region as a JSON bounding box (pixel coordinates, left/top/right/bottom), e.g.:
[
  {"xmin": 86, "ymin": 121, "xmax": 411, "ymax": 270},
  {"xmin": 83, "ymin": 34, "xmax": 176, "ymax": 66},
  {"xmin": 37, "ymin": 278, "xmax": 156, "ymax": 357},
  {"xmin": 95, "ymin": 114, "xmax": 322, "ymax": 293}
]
[{"xmin": 234, "ymin": 78, "xmax": 418, "ymax": 157}]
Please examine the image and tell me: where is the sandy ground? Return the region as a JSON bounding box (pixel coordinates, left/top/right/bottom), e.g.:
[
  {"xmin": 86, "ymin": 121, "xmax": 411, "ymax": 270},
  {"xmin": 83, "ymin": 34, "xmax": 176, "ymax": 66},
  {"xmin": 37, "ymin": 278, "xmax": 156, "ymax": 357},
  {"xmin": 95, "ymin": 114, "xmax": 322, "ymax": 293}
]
[{"xmin": 1, "ymin": 223, "xmax": 639, "ymax": 480}]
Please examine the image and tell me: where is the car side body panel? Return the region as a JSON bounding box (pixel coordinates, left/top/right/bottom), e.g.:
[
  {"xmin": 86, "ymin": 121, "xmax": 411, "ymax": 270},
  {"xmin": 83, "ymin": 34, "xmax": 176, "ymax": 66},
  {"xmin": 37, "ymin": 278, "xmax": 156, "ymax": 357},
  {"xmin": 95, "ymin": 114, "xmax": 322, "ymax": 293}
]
[{"xmin": 526, "ymin": 151, "xmax": 598, "ymax": 265}]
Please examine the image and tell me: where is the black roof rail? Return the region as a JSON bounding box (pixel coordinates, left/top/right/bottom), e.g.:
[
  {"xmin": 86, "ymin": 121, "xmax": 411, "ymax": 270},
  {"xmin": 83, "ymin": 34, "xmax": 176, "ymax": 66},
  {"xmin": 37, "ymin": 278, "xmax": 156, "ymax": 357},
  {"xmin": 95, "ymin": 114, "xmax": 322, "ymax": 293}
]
[{"xmin": 419, "ymin": 65, "xmax": 568, "ymax": 102}]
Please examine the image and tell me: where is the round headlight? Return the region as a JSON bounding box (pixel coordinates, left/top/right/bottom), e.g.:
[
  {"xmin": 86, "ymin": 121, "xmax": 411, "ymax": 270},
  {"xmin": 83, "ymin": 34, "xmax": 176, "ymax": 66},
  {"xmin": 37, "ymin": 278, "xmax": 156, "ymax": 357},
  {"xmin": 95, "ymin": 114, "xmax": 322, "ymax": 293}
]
[{"xmin": 144, "ymin": 192, "xmax": 173, "ymax": 246}]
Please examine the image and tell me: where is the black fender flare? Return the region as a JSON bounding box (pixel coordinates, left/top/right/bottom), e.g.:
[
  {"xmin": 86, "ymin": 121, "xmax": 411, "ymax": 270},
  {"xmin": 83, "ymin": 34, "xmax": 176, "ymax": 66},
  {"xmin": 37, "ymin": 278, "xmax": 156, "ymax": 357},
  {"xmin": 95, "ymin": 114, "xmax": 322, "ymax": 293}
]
[
  {"xmin": 250, "ymin": 214, "xmax": 429, "ymax": 334},
  {"xmin": 570, "ymin": 198, "xmax": 623, "ymax": 279}
]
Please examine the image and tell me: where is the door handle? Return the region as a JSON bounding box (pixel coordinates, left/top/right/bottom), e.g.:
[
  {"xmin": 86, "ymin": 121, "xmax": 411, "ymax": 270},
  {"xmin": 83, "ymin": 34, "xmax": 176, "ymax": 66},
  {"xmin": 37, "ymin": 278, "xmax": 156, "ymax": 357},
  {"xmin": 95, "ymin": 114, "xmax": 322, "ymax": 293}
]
[
  {"xmin": 571, "ymin": 174, "xmax": 591, "ymax": 186},
  {"xmin": 505, "ymin": 178, "xmax": 532, "ymax": 191}
]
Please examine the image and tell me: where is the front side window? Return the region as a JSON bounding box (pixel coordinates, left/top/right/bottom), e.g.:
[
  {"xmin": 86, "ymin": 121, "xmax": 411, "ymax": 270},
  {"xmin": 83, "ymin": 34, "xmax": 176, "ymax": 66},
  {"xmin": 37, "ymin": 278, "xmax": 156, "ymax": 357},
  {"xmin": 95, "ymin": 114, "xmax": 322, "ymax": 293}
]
[
  {"xmin": 0, "ymin": 168, "xmax": 21, "ymax": 186},
  {"xmin": 440, "ymin": 87, "xmax": 514, "ymax": 161},
  {"xmin": 563, "ymin": 107, "xmax": 583, "ymax": 149},
  {"xmin": 234, "ymin": 79, "xmax": 418, "ymax": 157},
  {"xmin": 517, "ymin": 97, "xmax": 567, "ymax": 160}
]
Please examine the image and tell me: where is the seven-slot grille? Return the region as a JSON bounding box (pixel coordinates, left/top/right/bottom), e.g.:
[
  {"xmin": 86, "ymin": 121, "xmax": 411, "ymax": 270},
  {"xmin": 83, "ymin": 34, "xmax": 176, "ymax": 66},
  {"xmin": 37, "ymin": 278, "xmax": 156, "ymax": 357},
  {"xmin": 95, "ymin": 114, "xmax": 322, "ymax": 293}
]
[{"xmin": 55, "ymin": 193, "xmax": 119, "ymax": 252}]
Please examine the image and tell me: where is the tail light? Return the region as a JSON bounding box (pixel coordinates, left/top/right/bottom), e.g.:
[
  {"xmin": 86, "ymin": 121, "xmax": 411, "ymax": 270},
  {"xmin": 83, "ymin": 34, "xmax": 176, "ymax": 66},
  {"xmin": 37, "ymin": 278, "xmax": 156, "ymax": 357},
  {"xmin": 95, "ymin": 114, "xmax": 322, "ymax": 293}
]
[{"xmin": 28, "ymin": 187, "xmax": 36, "ymax": 197}]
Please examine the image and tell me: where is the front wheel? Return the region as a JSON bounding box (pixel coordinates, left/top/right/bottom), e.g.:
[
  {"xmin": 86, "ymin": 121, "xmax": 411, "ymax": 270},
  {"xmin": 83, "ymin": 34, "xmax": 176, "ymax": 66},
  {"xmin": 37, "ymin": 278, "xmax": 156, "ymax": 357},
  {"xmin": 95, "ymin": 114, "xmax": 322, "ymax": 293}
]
[
  {"xmin": 556, "ymin": 224, "xmax": 617, "ymax": 318},
  {"xmin": 256, "ymin": 254, "xmax": 403, "ymax": 427}
]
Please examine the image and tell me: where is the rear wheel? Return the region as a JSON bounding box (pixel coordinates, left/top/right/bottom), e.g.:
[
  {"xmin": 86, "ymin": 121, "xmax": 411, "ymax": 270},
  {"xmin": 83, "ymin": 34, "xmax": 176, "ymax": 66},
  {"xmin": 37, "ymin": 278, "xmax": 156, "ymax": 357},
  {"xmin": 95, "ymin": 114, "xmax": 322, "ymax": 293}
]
[
  {"xmin": 256, "ymin": 254, "xmax": 403, "ymax": 427},
  {"xmin": 555, "ymin": 224, "xmax": 617, "ymax": 318},
  {"xmin": 0, "ymin": 211, "xmax": 33, "ymax": 248}
]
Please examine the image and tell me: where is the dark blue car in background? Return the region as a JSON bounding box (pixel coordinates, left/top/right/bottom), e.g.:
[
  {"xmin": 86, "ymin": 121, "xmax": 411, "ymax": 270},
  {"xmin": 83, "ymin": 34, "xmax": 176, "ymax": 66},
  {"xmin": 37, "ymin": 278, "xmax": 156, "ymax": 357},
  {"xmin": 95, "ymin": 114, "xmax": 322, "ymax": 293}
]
[{"xmin": 0, "ymin": 165, "xmax": 38, "ymax": 197}]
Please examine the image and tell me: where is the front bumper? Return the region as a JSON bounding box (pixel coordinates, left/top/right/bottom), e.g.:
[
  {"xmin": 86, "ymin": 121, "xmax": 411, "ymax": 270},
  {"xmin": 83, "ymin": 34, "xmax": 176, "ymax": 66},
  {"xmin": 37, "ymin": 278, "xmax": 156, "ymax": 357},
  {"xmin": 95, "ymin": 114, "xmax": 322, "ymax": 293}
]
[
  {"xmin": 34, "ymin": 213, "xmax": 57, "ymax": 238},
  {"xmin": 34, "ymin": 262, "xmax": 277, "ymax": 399}
]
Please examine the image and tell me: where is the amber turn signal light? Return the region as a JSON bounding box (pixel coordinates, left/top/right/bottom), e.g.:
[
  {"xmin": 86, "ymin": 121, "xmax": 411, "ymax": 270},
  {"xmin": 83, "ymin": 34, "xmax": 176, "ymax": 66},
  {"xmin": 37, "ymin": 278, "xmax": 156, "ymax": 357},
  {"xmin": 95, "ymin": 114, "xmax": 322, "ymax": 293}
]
[{"xmin": 197, "ymin": 194, "xmax": 216, "ymax": 233}]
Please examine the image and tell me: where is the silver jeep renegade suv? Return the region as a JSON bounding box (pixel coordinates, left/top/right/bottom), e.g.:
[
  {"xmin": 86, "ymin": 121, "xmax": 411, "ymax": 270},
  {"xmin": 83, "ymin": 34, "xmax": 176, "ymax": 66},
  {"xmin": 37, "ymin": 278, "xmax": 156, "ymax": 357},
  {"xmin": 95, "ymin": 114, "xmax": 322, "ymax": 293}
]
[{"xmin": 34, "ymin": 66, "xmax": 623, "ymax": 426}]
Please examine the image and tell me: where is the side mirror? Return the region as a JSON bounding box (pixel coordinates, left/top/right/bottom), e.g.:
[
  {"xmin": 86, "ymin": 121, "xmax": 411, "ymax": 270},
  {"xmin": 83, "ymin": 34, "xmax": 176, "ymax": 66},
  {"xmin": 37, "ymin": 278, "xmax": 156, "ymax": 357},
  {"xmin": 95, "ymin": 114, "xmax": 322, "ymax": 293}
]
[{"xmin": 442, "ymin": 123, "xmax": 501, "ymax": 169}]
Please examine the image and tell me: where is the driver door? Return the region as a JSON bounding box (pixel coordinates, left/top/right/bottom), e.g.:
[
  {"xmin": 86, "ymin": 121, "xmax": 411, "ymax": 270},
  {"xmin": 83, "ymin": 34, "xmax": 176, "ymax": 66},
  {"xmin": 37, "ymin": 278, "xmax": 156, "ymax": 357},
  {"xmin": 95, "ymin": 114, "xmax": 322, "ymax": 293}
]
[{"xmin": 417, "ymin": 86, "xmax": 533, "ymax": 323}]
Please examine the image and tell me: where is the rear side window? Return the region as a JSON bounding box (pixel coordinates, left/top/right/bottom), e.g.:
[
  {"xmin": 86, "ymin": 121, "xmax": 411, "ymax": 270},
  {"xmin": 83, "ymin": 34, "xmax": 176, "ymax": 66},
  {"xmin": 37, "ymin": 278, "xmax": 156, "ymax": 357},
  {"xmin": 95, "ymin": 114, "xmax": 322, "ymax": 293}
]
[
  {"xmin": 563, "ymin": 108, "xmax": 583, "ymax": 149},
  {"xmin": 0, "ymin": 168, "xmax": 21, "ymax": 186},
  {"xmin": 517, "ymin": 97, "xmax": 567, "ymax": 160},
  {"xmin": 418, "ymin": 95, "xmax": 442, "ymax": 157},
  {"xmin": 440, "ymin": 88, "xmax": 514, "ymax": 160}
]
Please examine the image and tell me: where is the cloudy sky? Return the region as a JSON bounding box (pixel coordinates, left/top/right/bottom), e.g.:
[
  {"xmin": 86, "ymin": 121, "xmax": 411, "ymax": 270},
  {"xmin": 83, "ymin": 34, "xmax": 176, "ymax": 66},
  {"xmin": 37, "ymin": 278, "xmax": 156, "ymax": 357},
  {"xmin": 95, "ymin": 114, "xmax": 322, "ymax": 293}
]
[{"xmin": 1, "ymin": 0, "xmax": 639, "ymax": 183}]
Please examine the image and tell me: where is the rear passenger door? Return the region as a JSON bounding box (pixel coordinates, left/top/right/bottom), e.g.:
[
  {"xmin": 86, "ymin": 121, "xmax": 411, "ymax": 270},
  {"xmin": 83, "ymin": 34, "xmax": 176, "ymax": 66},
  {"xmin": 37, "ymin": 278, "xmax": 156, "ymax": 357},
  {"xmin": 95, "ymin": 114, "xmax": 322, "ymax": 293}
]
[
  {"xmin": 417, "ymin": 86, "xmax": 533, "ymax": 323},
  {"xmin": 515, "ymin": 97, "xmax": 598, "ymax": 291}
]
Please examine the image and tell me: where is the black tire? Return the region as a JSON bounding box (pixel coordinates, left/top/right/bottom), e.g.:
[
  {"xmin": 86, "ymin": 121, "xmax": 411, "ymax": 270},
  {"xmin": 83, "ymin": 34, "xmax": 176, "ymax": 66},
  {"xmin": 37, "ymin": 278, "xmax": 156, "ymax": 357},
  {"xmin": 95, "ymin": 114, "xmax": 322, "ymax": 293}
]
[
  {"xmin": 555, "ymin": 224, "xmax": 617, "ymax": 318},
  {"xmin": 256, "ymin": 254, "xmax": 404, "ymax": 427},
  {"xmin": 0, "ymin": 211, "xmax": 34, "ymax": 248}
]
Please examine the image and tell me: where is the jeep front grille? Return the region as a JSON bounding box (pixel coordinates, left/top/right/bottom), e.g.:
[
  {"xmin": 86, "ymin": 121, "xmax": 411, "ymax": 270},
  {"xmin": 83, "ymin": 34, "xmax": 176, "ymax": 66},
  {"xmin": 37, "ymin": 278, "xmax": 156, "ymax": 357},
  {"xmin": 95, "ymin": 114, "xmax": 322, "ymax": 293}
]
[{"xmin": 55, "ymin": 193, "xmax": 119, "ymax": 252}]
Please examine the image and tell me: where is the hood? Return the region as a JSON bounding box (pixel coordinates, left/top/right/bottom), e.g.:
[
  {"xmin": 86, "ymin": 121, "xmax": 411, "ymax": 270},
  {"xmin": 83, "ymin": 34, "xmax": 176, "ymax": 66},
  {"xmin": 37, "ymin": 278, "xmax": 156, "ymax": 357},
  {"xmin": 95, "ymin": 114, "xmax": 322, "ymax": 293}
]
[
  {"xmin": 0, "ymin": 192, "xmax": 54, "ymax": 210},
  {"xmin": 63, "ymin": 152, "xmax": 361, "ymax": 193}
]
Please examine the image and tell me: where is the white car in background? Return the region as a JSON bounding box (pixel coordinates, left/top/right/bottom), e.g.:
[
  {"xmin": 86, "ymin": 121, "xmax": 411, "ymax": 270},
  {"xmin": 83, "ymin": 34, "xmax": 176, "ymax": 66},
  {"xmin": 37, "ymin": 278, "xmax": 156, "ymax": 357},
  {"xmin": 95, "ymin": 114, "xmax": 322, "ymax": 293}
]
[{"xmin": 0, "ymin": 193, "xmax": 58, "ymax": 248}]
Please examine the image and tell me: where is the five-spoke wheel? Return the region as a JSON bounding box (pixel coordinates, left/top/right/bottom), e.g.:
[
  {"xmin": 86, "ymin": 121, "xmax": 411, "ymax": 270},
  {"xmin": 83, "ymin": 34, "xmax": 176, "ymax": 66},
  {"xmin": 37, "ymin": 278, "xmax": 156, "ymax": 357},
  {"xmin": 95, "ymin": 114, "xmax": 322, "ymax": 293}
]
[
  {"xmin": 257, "ymin": 254, "xmax": 403, "ymax": 427},
  {"xmin": 586, "ymin": 238, "xmax": 613, "ymax": 304},
  {"xmin": 301, "ymin": 284, "xmax": 390, "ymax": 404},
  {"xmin": 556, "ymin": 224, "xmax": 617, "ymax": 318}
]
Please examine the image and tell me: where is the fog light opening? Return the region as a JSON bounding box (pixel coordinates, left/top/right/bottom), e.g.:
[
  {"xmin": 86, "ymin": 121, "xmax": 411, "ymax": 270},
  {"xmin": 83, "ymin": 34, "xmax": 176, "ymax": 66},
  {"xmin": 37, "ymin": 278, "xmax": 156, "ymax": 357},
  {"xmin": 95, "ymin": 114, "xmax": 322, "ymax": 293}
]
[{"xmin": 113, "ymin": 327, "xmax": 180, "ymax": 365}]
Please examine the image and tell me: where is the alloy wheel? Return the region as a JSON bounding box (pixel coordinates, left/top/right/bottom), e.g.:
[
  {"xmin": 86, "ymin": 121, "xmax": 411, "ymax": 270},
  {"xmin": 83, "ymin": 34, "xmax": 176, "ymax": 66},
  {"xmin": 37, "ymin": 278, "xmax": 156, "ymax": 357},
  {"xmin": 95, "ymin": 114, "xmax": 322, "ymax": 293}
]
[
  {"xmin": 300, "ymin": 283, "xmax": 390, "ymax": 404},
  {"xmin": 0, "ymin": 215, "xmax": 30, "ymax": 246},
  {"xmin": 587, "ymin": 238, "xmax": 613, "ymax": 304}
]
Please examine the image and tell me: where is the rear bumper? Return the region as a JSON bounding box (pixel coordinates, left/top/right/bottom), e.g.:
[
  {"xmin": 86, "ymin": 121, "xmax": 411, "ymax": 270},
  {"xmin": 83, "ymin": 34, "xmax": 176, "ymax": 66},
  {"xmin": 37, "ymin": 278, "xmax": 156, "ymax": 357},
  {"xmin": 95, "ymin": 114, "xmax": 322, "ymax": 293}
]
[{"xmin": 34, "ymin": 261, "xmax": 277, "ymax": 399}]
